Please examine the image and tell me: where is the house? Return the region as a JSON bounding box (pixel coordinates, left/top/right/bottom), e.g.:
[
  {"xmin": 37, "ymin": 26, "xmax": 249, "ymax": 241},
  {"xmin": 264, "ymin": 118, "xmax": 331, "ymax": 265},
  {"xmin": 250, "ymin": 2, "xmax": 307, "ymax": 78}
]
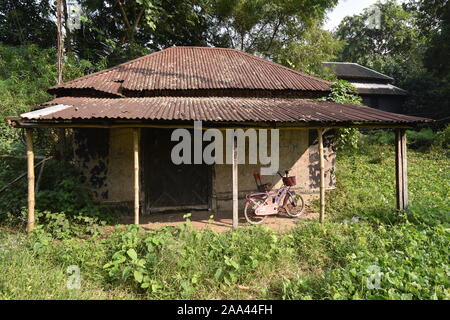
[
  {"xmin": 9, "ymin": 46, "xmax": 430, "ymax": 231},
  {"xmin": 322, "ymin": 62, "xmax": 408, "ymax": 113}
]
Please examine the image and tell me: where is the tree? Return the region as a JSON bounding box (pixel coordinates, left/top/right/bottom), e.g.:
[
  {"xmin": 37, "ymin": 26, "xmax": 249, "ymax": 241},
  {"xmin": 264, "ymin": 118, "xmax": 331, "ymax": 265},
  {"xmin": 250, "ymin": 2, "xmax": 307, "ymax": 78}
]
[
  {"xmin": 335, "ymin": 0, "xmax": 424, "ymax": 75},
  {"xmin": 1, "ymin": 0, "xmax": 340, "ymax": 68},
  {"xmin": 0, "ymin": 43, "xmax": 91, "ymax": 154},
  {"xmin": 71, "ymin": 0, "xmax": 219, "ymax": 66},
  {"xmin": 274, "ymin": 25, "xmax": 343, "ymax": 78},
  {"xmin": 334, "ymin": 0, "xmax": 450, "ymax": 123},
  {"xmin": 407, "ymin": 0, "xmax": 450, "ymax": 81},
  {"xmin": 0, "ymin": 0, "xmax": 56, "ymax": 47},
  {"xmin": 208, "ymin": 0, "xmax": 339, "ymax": 58}
]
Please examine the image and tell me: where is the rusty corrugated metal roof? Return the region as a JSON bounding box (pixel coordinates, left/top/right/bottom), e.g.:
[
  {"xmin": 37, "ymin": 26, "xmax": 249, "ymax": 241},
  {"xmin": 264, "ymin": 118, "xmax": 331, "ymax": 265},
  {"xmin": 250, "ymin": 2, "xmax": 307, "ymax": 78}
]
[
  {"xmin": 22, "ymin": 97, "xmax": 430, "ymax": 124},
  {"xmin": 16, "ymin": 47, "xmax": 431, "ymax": 126},
  {"xmin": 48, "ymin": 47, "xmax": 331, "ymax": 97}
]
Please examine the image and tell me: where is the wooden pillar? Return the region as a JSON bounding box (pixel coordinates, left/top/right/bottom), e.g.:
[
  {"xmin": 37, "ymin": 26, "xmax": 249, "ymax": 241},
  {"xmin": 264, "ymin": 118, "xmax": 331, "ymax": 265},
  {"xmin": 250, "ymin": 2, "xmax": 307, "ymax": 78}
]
[
  {"xmin": 133, "ymin": 128, "xmax": 140, "ymax": 224},
  {"xmin": 317, "ymin": 128, "xmax": 325, "ymax": 223},
  {"xmin": 232, "ymin": 137, "xmax": 238, "ymax": 229},
  {"xmin": 395, "ymin": 129, "xmax": 408, "ymax": 210},
  {"xmin": 26, "ymin": 129, "xmax": 35, "ymax": 233}
]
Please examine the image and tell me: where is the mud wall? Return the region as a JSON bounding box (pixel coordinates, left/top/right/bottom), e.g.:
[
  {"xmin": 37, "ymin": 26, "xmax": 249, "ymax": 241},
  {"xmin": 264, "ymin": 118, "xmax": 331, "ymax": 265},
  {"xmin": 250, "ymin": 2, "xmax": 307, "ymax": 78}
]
[
  {"xmin": 73, "ymin": 128, "xmax": 336, "ymax": 211},
  {"xmin": 213, "ymin": 129, "xmax": 336, "ymax": 210},
  {"xmin": 106, "ymin": 129, "xmax": 134, "ymax": 203},
  {"xmin": 73, "ymin": 128, "xmax": 110, "ymax": 201},
  {"xmin": 73, "ymin": 128, "xmax": 134, "ymax": 204}
]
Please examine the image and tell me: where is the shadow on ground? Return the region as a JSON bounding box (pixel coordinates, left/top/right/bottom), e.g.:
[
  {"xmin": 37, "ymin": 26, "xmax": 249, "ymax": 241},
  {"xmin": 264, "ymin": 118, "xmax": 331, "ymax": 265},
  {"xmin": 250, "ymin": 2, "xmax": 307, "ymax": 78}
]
[{"xmin": 119, "ymin": 207, "xmax": 318, "ymax": 232}]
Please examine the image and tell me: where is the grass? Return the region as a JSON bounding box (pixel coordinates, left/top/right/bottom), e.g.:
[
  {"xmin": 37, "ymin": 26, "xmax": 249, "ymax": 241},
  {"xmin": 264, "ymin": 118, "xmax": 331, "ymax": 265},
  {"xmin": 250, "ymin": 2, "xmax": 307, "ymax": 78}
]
[
  {"xmin": 0, "ymin": 229, "xmax": 136, "ymax": 300},
  {"xmin": 0, "ymin": 144, "xmax": 448, "ymax": 300}
]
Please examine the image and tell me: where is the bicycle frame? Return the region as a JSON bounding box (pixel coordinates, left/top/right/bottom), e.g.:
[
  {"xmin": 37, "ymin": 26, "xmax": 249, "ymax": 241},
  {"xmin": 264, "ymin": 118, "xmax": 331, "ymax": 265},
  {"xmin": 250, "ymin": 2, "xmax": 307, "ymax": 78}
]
[{"xmin": 246, "ymin": 184, "xmax": 294, "ymax": 216}]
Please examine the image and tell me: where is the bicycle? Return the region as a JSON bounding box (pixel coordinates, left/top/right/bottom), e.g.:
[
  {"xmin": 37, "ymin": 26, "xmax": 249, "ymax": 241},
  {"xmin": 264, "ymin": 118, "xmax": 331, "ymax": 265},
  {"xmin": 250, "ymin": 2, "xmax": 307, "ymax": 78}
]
[{"xmin": 244, "ymin": 170, "xmax": 305, "ymax": 225}]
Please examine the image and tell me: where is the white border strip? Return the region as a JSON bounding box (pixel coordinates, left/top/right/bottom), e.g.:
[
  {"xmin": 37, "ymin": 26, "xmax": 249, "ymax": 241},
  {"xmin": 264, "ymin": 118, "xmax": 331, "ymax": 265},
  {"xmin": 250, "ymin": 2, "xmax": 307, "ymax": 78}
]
[{"xmin": 21, "ymin": 104, "xmax": 72, "ymax": 119}]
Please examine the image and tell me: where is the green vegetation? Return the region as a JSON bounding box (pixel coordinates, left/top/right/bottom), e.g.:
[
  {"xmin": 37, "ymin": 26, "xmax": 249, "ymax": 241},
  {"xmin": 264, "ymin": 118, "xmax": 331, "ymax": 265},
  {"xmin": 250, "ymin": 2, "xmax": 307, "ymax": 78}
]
[
  {"xmin": 0, "ymin": 44, "xmax": 94, "ymax": 155},
  {"xmin": 335, "ymin": 0, "xmax": 450, "ymax": 123},
  {"xmin": 0, "ymin": 0, "xmax": 449, "ymax": 301},
  {"xmin": 1, "ymin": 139, "xmax": 448, "ymax": 300},
  {"xmin": 320, "ymin": 80, "xmax": 363, "ymax": 150}
]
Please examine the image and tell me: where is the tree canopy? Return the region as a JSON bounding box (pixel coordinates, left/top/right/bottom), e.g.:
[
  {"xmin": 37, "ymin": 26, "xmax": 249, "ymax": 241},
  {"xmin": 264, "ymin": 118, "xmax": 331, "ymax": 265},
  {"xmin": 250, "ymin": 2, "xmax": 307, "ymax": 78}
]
[
  {"xmin": 335, "ymin": 0, "xmax": 449, "ymax": 123},
  {"xmin": 0, "ymin": 0, "xmax": 340, "ymax": 67},
  {"xmin": 0, "ymin": 0, "xmax": 448, "ymax": 123}
]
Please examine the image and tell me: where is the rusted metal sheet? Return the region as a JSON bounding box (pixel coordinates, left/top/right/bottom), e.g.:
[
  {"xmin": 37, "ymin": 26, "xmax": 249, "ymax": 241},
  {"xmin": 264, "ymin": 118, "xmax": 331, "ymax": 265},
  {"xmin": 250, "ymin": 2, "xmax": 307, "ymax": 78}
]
[
  {"xmin": 48, "ymin": 47, "xmax": 331, "ymax": 97},
  {"xmin": 24, "ymin": 97, "xmax": 430, "ymax": 124}
]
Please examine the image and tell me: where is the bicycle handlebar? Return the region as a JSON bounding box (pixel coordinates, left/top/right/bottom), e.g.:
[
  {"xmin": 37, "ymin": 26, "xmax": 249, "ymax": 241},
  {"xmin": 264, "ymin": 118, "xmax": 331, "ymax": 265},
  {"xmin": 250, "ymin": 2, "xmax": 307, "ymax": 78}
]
[{"xmin": 277, "ymin": 170, "xmax": 290, "ymax": 178}]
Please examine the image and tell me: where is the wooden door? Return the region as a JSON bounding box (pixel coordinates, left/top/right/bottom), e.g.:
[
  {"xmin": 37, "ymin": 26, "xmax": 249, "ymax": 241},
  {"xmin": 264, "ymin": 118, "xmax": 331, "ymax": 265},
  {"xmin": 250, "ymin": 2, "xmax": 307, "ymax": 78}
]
[{"xmin": 142, "ymin": 128, "xmax": 210, "ymax": 211}]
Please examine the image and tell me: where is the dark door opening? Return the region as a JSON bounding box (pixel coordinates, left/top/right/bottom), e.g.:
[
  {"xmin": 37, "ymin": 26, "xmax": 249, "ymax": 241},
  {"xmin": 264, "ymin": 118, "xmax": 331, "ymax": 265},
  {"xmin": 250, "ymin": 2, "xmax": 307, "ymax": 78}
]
[{"xmin": 142, "ymin": 128, "xmax": 211, "ymax": 212}]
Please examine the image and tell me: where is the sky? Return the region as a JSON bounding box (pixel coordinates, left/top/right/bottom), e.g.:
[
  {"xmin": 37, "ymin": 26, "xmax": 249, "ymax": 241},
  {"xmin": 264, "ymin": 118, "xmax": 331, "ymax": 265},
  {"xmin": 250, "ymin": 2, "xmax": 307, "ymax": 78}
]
[{"xmin": 324, "ymin": 0, "xmax": 406, "ymax": 31}]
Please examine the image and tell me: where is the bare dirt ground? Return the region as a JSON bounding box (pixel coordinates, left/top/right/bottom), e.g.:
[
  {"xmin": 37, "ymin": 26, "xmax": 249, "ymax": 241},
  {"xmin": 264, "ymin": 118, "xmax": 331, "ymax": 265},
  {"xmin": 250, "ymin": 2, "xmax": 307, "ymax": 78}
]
[{"xmin": 119, "ymin": 207, "xmax": 318, "ymax": 232}]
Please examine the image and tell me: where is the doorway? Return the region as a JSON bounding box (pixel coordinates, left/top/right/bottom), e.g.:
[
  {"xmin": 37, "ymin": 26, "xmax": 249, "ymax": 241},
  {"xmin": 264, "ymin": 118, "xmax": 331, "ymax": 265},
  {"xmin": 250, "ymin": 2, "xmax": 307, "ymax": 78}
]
[{"xmin": 142, "ymin": 128, "xmax": 211, "ymax": 212}]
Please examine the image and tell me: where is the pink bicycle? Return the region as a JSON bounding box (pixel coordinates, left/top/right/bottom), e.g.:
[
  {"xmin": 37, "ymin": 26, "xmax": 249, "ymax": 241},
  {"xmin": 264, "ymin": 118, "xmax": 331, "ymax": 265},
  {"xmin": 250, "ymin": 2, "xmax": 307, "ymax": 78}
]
[{"xmin": 244, "ymin": 170, "xmax": 305, "ymax": 225}]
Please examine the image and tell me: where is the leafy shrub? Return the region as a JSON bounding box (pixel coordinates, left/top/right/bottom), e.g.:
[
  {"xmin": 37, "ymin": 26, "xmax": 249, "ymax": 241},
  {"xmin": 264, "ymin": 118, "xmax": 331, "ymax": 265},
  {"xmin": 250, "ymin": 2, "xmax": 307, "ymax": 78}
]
[
  {"xmin": 29, "ymin": 211, "xmax": 105, "ymax": 241},
  {"xmin": 103, "ymin": 223, "xmax": 294, "ymax": 298},
  {"xmin": 0, "ymin": 44, "xmax": 93, "ymax": 153},
  {"xmin": 0, "ymin": 159, "xmax": 119, "ymax": 226},
  {"xmin": 362, "ymin": 130, "xmax": 396, "ymax": 146},
  {"xmin": 434, "ymin": 125, "xmax": 450, "ymax": 150},
  {"xmin": 334, "ymin": 128, "xmax": 363, "ymax": 151},
  {"xmin": 359, "ymin": 127, "xmax": 449, "ymax": 153},
  {"xmin": 322, "ymin": 80, "xmax": 363, "ymax": 105},
  {"xmin": 280, "ymin": 223, "xmax": 449, "ymax": 300},
  {"xmin": 320, "ymin": 80, "xmax": 363, "ymax": 151},
  {"xmin": 406, "ymin": 128, "xmax": 437, "ymax": 150}
]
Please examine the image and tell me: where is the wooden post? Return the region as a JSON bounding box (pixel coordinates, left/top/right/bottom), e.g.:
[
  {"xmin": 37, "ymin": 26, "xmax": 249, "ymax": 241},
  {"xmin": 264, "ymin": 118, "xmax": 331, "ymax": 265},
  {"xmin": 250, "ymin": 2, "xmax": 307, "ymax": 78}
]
[
  {"xmin": 56, "ymin": 0, "xmax": 64, "ymax": 85},
  {"xmin": 318, "ymin": 128, "xmax": 325, "ymax": 223},
  {"xmin": 133, "ymin": 128, "xmax": 140, "ymax": 224},
  {"xmin": 395, "ymin": 129, "xmax": 408, "ymax": 210},
  {"xmin": 232, "ymin": 137, "xmax": 238, "ymax": 229},
  {"xmin": 26, "ymin": 129, "xmax": 35, "ymax": 232}
]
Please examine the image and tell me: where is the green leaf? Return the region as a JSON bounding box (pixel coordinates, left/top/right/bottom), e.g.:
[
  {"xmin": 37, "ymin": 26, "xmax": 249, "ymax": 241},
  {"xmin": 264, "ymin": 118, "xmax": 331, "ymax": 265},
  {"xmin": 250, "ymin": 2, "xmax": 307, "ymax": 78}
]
[
  {"xmin": 127, "ymin": 248, "xmax": 138, "ymax": 260},
  {"xmin": 134, "ymin": 270, "xmax": 143, "ymax": 283}
]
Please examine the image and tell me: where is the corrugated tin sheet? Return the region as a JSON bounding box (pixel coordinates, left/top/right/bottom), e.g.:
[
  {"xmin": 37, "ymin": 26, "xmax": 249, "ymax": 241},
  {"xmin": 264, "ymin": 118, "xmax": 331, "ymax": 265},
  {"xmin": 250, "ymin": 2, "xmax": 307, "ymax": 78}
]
[
  {"xmin": 49, "ymin": 47, "xmax": 331, "ymax": 97},
  {"xmin": 24, "ymin": 97, "xmax": 430, "ymax": 124},
  {"xmin": 322, "ymin": 62, "xmax": 393, "ymax": 82}
]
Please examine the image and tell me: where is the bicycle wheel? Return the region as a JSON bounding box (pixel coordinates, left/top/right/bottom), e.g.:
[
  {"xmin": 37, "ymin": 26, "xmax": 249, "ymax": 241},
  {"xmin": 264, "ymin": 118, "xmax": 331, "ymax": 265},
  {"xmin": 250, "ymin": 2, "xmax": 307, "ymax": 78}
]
[
  {"xmin": 244, "ymin": 197, "xmax": 267, "ymax": 225},
  {"xmin": 284, "ymin": 192, "xmax": 305, "ymax": 218}
]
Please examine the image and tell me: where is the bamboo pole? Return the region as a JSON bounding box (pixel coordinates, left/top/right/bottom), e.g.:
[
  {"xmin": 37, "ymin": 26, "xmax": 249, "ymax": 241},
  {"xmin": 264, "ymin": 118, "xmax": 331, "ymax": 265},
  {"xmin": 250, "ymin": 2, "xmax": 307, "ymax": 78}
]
[
  {"xmin": 395, "ymin": 129, "xmax": 408, "ymax": 210},
  {"xmin": 56, "ymin": 0, "xmax": 64, "ymax": 85},
  {"xmin": 26, "ymin": 129, "xmax": 35, "ymax": 232},
  {"xmin": 133, "ymin": 128, "xmax": 140, "ymax": 224},
  {"xmin": 232, "ymin": 137, "xmax": 238, "ymax": 229},
  {"xmin": 402, "ymin": 131, "xmax": 408, "ymax": 208},
  {"xmin": 318, "ymin": 128, "xmax": 325, "ymax": 223}
]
